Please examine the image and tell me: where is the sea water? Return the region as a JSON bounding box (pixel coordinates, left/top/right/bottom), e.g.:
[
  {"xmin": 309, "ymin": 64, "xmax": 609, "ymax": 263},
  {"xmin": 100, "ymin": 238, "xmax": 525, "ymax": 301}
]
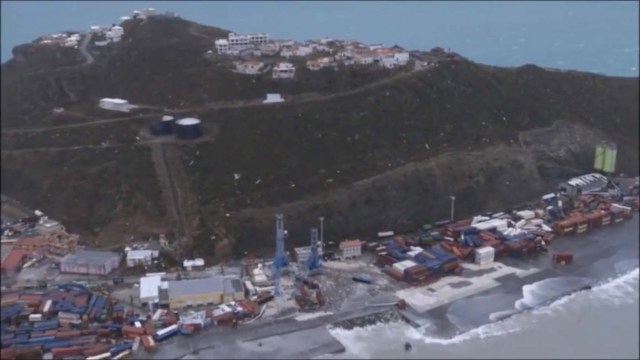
[
  {"xmin": 321, "ymin": 268, "xmax": 639, "ymax": 359},
  {"xmin": 1, "ymin": 1, "xmax": 638, "ymax": 76}
]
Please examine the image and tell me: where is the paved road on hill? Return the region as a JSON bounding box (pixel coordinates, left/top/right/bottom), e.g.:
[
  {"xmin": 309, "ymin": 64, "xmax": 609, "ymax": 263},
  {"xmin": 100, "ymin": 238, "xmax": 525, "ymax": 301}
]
[
  {"xmin": 2, "ymin": 62, "xmax": 429, "ymax": 136},
  {"xmin": 79, "ymin": 33, "xmax": 94, "ymax": 65}
]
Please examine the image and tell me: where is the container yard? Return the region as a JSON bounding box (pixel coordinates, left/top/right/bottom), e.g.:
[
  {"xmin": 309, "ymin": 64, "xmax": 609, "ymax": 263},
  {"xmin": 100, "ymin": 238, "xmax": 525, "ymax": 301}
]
[{"xmin": 1, "ymin": 174, "xmax": 638, "ymax": 359}]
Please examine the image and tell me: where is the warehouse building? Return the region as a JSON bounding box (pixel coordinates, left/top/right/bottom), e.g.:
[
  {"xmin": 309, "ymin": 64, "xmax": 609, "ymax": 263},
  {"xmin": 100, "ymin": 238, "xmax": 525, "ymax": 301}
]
[
  {"xmin": 167, "ymin": 276, "xmax": 244, "ymax": 309},
  {"xmin": 125, "ymin": 249, "xmax": 159, "ymax": 267},
  {"xmin": 139, "ymin": 275, "xmax": 168, "ymax": 311},
  {"xmin": 60, "ymin": 249, "xmax": 121, "ymax": 275}
]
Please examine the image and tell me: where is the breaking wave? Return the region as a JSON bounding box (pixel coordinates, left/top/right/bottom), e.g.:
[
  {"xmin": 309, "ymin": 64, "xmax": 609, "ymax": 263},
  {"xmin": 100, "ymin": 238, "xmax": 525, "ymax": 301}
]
[
  {"xmin": 324, "ymin": 267, "xmax": 638, "ymax": 357},
  {"xmin": 514, "ymin": 276, "xmax": 591, "ymax": 311}
]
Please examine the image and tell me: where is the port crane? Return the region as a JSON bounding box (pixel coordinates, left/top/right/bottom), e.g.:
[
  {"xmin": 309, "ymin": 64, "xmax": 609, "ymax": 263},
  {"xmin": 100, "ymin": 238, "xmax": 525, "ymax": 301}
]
[
  {"xmin": 272, "ymin": 213, "xmax": 288, "ymax": 296},
  {"xmin": 305, "ymin": 227, "xmax": 323, "ymax": 276}
]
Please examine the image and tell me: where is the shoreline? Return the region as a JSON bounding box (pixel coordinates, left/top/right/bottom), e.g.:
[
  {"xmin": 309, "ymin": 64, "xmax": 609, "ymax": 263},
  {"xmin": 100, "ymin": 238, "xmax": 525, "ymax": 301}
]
[{"xmin": 148, "ymin": 212, "xmax": 638, "ymax": 359}]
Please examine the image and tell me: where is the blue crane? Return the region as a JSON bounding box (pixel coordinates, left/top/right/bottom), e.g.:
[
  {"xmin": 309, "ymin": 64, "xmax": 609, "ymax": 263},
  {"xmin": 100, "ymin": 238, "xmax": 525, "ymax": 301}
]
[
  {"xmin": 305, "ymin": 227, "xmax": 322, "ymax": 275},
  {"xmin": 272, "ymin": 213, "xmax": 288, "ymax": 296}
]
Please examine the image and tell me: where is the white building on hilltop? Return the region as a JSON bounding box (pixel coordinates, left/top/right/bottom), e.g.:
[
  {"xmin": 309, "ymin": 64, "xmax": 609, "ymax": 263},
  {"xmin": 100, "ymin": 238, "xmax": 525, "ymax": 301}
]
[
  {"xmin": 272, "ymin": 62, "xmax": 296, "ymax": 79},
  {"xmin": 216, "ymin": 32, "xmax": 269, "ymax": 54},
  {"xmin": 234, "ymin": 60, "xmax": 264, "ymax": 75}
]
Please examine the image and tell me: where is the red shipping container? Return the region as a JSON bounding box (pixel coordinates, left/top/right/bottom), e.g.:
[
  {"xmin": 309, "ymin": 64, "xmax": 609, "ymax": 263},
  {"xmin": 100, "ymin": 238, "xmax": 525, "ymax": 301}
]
[
  {"xmin": 141, "ymin": 335, "xmax": 156, "ymax": 352},
  {"xmin": 51, "ymin": 346, "xmax": 83, "ymax": 358},
  {"xmin": 1, "ymin": 347, "xmax": 16, "ymax": 359},
  {"xmin": 56, "ymin": 330, "xmax": 82, "ymax": 339},
  {"xmin": 83, "ymin": 344, "xmax": 110, "ymax": 357},
  {"xmin": 122, "ymin": 325, "xmax": 145, "ymax": 336}
]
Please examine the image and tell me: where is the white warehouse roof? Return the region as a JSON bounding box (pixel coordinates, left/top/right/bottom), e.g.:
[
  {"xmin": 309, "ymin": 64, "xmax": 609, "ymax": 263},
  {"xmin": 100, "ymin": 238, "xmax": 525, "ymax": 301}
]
[{"xmin": 140, "ymin": 275, "xmax": 163, "ymax": 301}]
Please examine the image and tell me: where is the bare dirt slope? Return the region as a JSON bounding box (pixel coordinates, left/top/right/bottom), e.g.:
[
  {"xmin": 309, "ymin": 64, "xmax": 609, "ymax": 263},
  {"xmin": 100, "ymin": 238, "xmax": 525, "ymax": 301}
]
[{"xmin": 1, "ymin": 17, "xmax": 638, "ymax": 262}]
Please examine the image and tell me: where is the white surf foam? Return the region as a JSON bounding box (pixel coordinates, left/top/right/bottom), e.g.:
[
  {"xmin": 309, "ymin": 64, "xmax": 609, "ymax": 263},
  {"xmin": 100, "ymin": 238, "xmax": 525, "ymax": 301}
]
[{"xmin": 326, "ymin": 268, "xmax": 638, "ymax": 352}]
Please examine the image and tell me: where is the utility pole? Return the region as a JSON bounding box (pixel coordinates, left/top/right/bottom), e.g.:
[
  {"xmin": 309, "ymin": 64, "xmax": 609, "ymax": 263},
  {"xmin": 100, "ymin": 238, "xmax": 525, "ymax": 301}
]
[
  {"xmin": 450, "ymin": 196, "xmax": 456, "ymax": 222},
  {"xmin": 318, "ymin": 217, "xmax": 325, "ymax": 254}
]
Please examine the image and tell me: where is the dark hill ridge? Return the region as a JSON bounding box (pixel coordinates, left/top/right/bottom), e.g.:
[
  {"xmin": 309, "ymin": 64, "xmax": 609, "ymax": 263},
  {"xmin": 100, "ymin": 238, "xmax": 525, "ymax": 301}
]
[{"xmin": 1, "ymin": 16, "xmax": 638, "ymax": 261}]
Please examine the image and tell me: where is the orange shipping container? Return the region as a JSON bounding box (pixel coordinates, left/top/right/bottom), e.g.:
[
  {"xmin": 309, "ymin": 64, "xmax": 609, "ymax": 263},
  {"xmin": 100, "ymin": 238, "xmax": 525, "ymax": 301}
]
[
  {"xmin": 141, "ymin": 335, "xmax": 156, "ymax": 352},
  {"xmin": 56, "ymin": 330, "xmax": 82, "ymax": 339},
  {"xmin": 122, "ymin": 325, "xmax": 145, "ymax": 336}
]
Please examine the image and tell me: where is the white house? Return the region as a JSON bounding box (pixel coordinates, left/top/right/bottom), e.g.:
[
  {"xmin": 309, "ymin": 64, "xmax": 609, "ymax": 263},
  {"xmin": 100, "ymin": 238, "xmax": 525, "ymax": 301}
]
[
  {"xmin": 215, "ymin": 39, "xmax": 229, "ymax": 54},
  {"xmin": 258, "ymin": 43, "xmax": 280, "ymax": 56},
  {"xmin": 354, "ymin": 52, "xmax": 375, "ymax": 65},
  {"xmin": 99, "ymin": 98, "xmax": 133, "ymax": 112},
  {"xmin": 234, "ymin": 60, "xmax": 264, "ymax": 75},
  {"xmin": 306, "ymin": 59, "xmax": 322, "ymax": 71},
  {"xmin": 272, "ymin": 62, "xmax": 296, "ymax": 79},
  {"xmin": 306, "ymin": 57, "xmax": 336, "ymax": 71},
  {"xmin": 394, "ymin": 51, "xmax": 410, "ymax": 65},
  {"xmin": 263, "ymin": 93, "xmax": 284, "ymax": 104},
  {"xmin": 183, "ymin": 258, "xmax": 205, "ymax": 271},
  {"xmin": 126, "ymin": 249, "xmax": 159, "ymax": 267}
]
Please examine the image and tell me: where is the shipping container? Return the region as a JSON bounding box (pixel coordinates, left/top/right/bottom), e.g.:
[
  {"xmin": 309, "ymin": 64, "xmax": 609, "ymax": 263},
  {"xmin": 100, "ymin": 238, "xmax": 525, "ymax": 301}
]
[
  {"xmin": 113, "ymin": 349, "xmax": 132, "ymax": 360},
  {"xmin": 109, "ymin": 342, "xmax": 133, "ymax": 356},
  {"xmin": 552, "ymin": 218, "xmax": 577, "ymax": 236},
  {"xmin": 51, "ymin": 346, "xmax": 83, "ymax": 358},
  {"xmin": 153, "ymin": 324, "xmax": 178, "ymax": 342},
  {"xmin": 352, "ymin": 274, "xmax": 373, "ymax": 284},
  {"xmin": 86, "ymin": 352, "xmax": 111, "ymax": 360},
  {"xmin": 553, "ymin": 253, "xmax": 574, "ymax": 265},
  {"xmin": 141, "ymin": 335, "xmax": 156, "ymax": 352},
  {"xmin": 83, "ymin": 344, "xmax": 110, "ymax": 357},
  {"xmin": 122, "ymin": 325, "xmax": 145, "ymax": 336}
]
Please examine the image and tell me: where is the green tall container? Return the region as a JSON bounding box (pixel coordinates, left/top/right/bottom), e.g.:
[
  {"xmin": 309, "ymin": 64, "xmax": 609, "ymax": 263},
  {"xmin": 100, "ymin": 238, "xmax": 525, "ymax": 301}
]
[
  {"xmin": 603, "ymin": 144, "xmax": 617, "ymax": 174},
  {"xmin": 593, "ymin": 144, "xmax": 606, "ymax": 171}
]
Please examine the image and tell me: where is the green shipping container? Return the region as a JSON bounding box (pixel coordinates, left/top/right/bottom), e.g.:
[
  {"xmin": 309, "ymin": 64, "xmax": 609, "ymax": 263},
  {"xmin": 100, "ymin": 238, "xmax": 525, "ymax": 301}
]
[
  {"xmin": 603, "ymin": 145, "xmax": 617, "ymax": 174},
  {"xmin": 593, "ymin": 144, "xmax": 605, "ymax": 171}
]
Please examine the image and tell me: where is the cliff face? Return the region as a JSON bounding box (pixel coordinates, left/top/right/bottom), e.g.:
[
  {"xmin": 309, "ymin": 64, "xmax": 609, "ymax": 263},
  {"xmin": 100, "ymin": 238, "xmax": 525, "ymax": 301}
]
[{"xmin": 1, "ymin": 17, "xmax": 638, "ymax": 260}]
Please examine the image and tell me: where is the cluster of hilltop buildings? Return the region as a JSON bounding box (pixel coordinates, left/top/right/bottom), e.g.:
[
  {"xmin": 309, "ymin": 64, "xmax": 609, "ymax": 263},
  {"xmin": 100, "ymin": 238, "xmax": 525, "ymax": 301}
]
[
  {"xmin": 38, "ymin": 33, "xmax": 82, "ymax": 48},
  {"xmin": 215, "ymin": 32, "xmax": 411, "ymax": 79}
]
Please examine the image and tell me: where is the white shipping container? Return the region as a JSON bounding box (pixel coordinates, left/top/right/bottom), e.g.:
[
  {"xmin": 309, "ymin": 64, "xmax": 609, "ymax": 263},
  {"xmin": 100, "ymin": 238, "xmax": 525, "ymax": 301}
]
[
  {"xmin": 43, "ymin": 299, "xmax": 52, "ymax": 313},
  {"xmin": 135, "ymin": 321, "xmax": 142, "ymax": 328},
  {"xmin": 86, "ymin": 353, "xmax": 111, "ymax": 360},
  {"xmin": 113, "ymin": 350, "xmax": 132, "ymax": 360},
  {"xmin": 474, "ymin": 246, "xmax": 495, "ymax": 264},
  {"xmin": 132, "ymin": 337, "xmax": 140, "ymax": 352},
  {"xmin": 527, "ymin": 219, "xmax": 544, "ymax": 226},
  {"xmin": 516, "ymin": 210, "xmax": 536, "ymax": 220},
  {"xmin": 152, "ymin": 309, "xmax": 164, "ymax": 321},
  {"xmin": 156, "ymin": 324, "xmax": 179, "ymax": 337},
  {"xmin": 29, "ymin": 314, "xmax": 43, "ymax": 322},
  {"xmin": 377, "ymin": 231, "xmax": 394, "ymax": 238}
]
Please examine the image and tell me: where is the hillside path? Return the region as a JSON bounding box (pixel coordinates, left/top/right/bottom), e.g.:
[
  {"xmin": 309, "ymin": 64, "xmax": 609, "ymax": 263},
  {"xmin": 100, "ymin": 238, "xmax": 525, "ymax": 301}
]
[{"xmin": 2, "ymin": 62, "xmax": 426, "ymax": 135}]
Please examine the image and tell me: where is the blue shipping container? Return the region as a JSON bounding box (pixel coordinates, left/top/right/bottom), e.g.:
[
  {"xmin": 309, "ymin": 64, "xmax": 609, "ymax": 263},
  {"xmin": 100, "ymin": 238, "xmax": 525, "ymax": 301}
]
[
  {"xmin": 27, "ymin": 335, "xmax": 55, "ymax": 344},
  {"xmin": 109, "ymin": 342, "xmax": 133, "ymax": 356}
]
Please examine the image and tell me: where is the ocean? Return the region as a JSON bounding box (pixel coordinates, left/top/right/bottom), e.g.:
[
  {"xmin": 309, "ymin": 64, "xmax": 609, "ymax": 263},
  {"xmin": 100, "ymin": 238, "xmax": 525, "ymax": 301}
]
[
  {"xmin": 322, "ymin": 268, "xmax": 639, "ymax": 359},
  {"xmin": 1, "ymin": 1, "xmax": 638, "ymax": 76},
  {"xmin": 1, "ymin": 2, "xmax": 638, "ymax": 359}
]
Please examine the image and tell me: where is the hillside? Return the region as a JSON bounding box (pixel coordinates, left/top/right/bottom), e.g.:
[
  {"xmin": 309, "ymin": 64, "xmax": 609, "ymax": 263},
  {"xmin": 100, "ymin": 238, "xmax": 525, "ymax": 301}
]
[{"xmin": 1, "ymin": 16, "xmax": 638, "ymax": 261}]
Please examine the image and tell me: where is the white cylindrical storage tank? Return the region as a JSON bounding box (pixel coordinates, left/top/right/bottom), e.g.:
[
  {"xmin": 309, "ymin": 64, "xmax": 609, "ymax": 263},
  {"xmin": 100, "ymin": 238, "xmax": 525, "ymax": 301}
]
[{"xmin": 175, "ymin": 118, "xmax": 203, "ymax": 140}]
